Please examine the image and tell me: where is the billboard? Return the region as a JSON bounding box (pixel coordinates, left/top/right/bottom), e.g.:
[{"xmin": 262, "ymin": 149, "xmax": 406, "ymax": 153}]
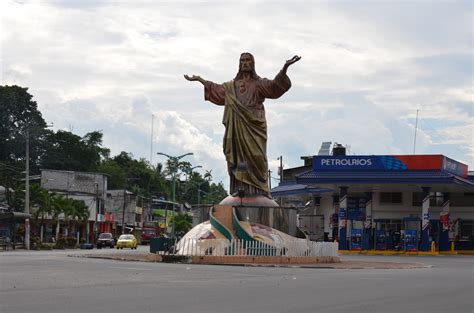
[{"xmin": 313, "ymin": 155, "xmax": 468, "ymax": 177}]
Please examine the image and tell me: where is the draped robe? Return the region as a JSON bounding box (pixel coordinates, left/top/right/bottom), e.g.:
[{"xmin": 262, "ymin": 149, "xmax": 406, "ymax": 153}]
[{"xmin": 204, "ymin": 71, "xmax": 292, "ymax": 196}]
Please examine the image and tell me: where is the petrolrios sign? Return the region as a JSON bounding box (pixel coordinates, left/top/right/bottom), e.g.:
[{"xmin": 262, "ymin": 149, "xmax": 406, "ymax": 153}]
[{"xmin": 313, "ymin": 155, "xmax": 468, "ymax": 177}]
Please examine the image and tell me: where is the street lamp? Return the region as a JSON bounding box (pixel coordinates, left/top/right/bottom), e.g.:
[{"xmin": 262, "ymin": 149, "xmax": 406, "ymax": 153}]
[
  {"xmin": 184, "ymin": 165, "xmax": 202, "ymax": 181},
  {"xmin": 199, "ymin": 189, "xmax": 222, "ymax": 205},
  {"xmin": 189, "ymin": 165, "xmax": 203, "ymax": 172},
  {"xmin": 156, "ymin": 152, "xmax": 194, "ymax": 238},
  {"xmin": 277, "ymin": 155, "xmax": 283, "ymax": 183},
  {"xmin": 122, "ymin": 177, "xmax": 139, "ymax": 234}
]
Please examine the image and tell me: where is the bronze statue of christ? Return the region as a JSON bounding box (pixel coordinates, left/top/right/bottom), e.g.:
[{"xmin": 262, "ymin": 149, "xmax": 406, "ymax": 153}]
[{"xmin": 185, "ymin": 53, "xmax": 301, "ymax": 197}]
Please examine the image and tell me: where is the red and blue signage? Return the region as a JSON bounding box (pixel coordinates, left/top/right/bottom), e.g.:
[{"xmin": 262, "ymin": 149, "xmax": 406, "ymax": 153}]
[
  {"xmin": 313, "ymin": 155, "xmax": 468, "ymax": 177},
  {"xmin": 443, "ymin": 156, "xmax": 468, "ymax": 177}
]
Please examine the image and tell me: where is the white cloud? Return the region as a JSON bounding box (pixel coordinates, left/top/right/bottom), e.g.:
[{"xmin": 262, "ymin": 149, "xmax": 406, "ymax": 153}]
[{"xmin": 1, "ymin": 0, "xmax": 473, "ymax": 192}]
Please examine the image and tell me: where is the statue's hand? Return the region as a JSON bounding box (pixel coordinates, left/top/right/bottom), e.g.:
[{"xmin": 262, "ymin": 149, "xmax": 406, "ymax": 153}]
[
  {"xmin": 282, "ymin": 55, "xmax": 301, "ymax": 74},
  {"xmin": 285, "ymin": 55, "xmax": 301, "ymax": 67},
  {"xmin": 184, "ymin": 74, "xmax": 200, "ymax": 81}
]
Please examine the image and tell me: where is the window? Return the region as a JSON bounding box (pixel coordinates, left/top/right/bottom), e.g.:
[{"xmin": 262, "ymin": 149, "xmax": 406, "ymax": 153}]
[
  {"xmin": 98, "ymin": 233, "xmax": 112, "ymax": 239},
  {"xmin": 412, "ymin": 192, "xmax": 445, "ymax": 207},
  {"xmin": 431, "ymin": 192, "xmax": 444, "ymax": 207},
  {"xmin": 451, "ymin": 193, "xmax": 474, "ymax": 207},
  {"xmin": 380, "ymin": 192, "xmax": 402, "ymax": 204},
  {"xmin": 460, "ymin": 220, "xmax": 474, "ymax": 240},
  {"xmin": 378, "ymin": 219, "xmax": 402, "ymax": 232}
]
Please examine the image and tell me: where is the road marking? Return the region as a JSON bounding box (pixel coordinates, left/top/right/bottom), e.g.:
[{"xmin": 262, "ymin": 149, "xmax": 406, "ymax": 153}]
[{"xmin": 108, "ymin": 266, "xmax": 153, "ymax": 271}]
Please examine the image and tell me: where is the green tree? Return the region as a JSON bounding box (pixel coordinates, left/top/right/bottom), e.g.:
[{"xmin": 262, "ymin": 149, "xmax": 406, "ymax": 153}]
[
  {"xmin": 98, "ymin": 159, "xmax": 126, "ymax": 189},
  {"xmin": 0, "ymin": 85, "xmax": 47, "ymax": 161},
  {"xmin": 30, "ymin": 184, "xmax": 52, "ymax": 220},
  {"xmin": 29, "ymin": 184, "xmax": 53, "ymax": 242},
  {"xmin": 50, "ymin": 194, "xmax": 69, "ymax": 240},
  {"xmin": 0, "ymin": 85, "xmax": 51, "ymax": 182},
  {"xmin": 103, "ymin": 152, "xmax": 168, "ymax": 198},
  {"xmin": 68, "ymin": 199, "xmax": 89, "ymax": 238},
  {"xmin": 203, "ymin": 182, "xmax": 228, "ymax": 204},
  {"xmin": 180, "ymin": 171, "xmax": 210, "ymax": 205},
  {"xmin": 11, "ymin": 184, "xmax": 25, "ymax": 212},
  {"xmin": 41, "ymin": 130, "xmax": 109, "ymax": 172},
  {"xmin": 171, "ymin": 212, "xmax": 192, "ymax": 235}
]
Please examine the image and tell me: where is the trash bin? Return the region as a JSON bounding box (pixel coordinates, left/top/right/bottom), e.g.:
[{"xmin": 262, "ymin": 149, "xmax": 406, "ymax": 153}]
[
  {"xmin": 150, "ymin": 237, "xmax": 160, "ymax": 253},
  {"xmin": 150, "ymin": 237, "xmax": 169, "ymax": 253},
  {"xmin": 150, "ymin": 237, "xmax": 175, "ymax": 253}
]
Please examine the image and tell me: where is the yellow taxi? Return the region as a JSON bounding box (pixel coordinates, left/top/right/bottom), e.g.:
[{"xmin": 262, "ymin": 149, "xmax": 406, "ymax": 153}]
[{"xmin": 116, "ymin": 234, "xmax": 138, "ymax": 249}]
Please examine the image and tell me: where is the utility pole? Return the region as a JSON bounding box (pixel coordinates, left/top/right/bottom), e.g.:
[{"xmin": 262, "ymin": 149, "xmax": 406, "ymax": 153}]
[
  {"xmin": 413, "ymin": 109, "xmax": 419, "ymax": 155},
  {"xmin": 24, "ymin": 122, "xmax": 52, "ymax": 249},
  {"xmin": 24, "ymin": 128, "xmax": 30, "ymax": 250},
  {"xmin": 150, "ymin": 114, "xmax": 154, "ymax": 164},
  {"xmin": 268, "ymin": 169, "xmax": 272, "ymax": 190},
  {"xmin": 277, "ymin": 156, "xmax": 283, "ymax": 183},
  {"xmin": 122, "ymin": 189, "xmax": 126, "ymax": 234},
  {"xmin": 95, "ymin": 183, "xmax": 99, "ymax": 234},
  {"xmin": 195, "ymin": 180, "xmax": 205, "ymax": 223},
  {"xmin": 277, "ymin": 155, "xmax": 283, "ymax": 207},
  {"xmin": 156, "ymin": 152, "xmax": 194, "ymax": 238},
  {"xmin": 197, "ymin": 186, "xmax": 201, "ymax": 223}
]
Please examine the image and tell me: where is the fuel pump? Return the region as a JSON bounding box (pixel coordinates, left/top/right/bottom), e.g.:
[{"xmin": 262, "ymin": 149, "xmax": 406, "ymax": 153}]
[
  {"xmin": 350, "ymin": 217, "xmax": 364, "ymax": 250},
  {"xmin": 350, "ymin": 228, "xmax": 362, "ymax": 250},
  {"xmin": 403, "ymin": 216, "xmax": 420, "ymax": 251},
  {"xmin": 374, "ymin": 219, "xmax": 389, "ymax": 250}
]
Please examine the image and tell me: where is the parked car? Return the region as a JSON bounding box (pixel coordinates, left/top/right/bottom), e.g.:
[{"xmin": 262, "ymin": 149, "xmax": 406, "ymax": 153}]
[
  {"xmin": 116, "ymin": 234, "xmax": 138, "ymax": 249},
  {"xmin": 97, "ymin": 233, "xmax": 115, "ymax": 249},
  {"xmin": 141, "ymin": 228, "xmax": 157, "ymax": 245}
]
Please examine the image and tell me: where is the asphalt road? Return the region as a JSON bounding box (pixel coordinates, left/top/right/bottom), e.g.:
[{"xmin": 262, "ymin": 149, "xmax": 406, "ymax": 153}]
[{"xmin": 1, "ymin": 247, "xmax": 473, "ymax": 313}]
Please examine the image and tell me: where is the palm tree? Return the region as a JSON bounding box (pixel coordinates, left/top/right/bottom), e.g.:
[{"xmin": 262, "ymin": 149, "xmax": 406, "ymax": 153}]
[
  {"xmin": 69, "ymin": 199, "xmax": 89, "ymax": 240},
  {"xmin": 50, "ymin": 194, "xmax": 69, "ymax": 241},
  {"xmin": 30, "ymin": 184, "xmax": 52, "ymax": 242},
  {"xmin": 49, "ymin": 195, "xmax": 90, "ymax": 246},
  {"xmin": 171, "ymin": 212, "xmax": 192, "ymax": 236}
]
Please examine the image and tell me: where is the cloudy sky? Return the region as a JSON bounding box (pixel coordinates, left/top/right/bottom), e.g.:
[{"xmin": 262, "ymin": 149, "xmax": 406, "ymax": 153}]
[{"xmin": 1, "ymin": 0, "xmax": 473, "ymax": 190}]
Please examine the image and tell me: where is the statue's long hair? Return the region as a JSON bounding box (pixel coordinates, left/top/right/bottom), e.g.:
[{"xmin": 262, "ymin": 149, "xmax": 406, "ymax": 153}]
[{"xmin": 234, "ymin": 52, "xmax": 260, "ymax": 80}]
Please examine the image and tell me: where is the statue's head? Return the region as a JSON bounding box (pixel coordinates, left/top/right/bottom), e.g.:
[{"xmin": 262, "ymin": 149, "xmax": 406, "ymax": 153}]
[
  {"xmin": 235, "ymin": 52, "xmax": 259, "ymax": 80},
  {"xmin": 239, "ymin": 53, "xmax": 255, "ymax": 72}
]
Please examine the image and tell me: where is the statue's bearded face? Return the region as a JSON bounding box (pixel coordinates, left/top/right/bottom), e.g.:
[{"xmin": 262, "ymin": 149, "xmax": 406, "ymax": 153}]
[{"xmin": 239, "ymin": 54, "xmax": 254, "ymax": 73}]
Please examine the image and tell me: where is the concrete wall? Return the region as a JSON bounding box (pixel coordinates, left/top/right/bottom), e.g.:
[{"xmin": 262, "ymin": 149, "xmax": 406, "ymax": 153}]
[{"xmin": 104, "ymin": 190, "xmax": 137, "ymax": 227}]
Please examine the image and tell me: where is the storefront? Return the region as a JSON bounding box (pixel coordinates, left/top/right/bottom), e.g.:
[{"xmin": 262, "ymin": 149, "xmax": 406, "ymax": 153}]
[
  {"xmin": 0, "ymin": 209, "xmax": 30, "ymax": 246},
  {"xmin": 274, "ymin": 154, "xmax": 474, "ymax": 251}
]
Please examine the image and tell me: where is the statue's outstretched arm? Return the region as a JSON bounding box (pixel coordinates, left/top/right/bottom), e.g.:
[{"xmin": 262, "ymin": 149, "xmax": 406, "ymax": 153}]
[
  {"xmin": 184, "ymin": 74, "xmax": 207, "ymax": 85},
  {"xmin": 281, "ymin": 55, "xmax": 301, "ymax": 74}
]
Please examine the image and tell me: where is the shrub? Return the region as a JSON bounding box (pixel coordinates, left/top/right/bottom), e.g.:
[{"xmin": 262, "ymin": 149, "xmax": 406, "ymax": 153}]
[
  {"xmin": 54, "ymin": 237, "xmax": 78, "ymax": 249},
  {"xmin": 31, "ymin": 236, "xmax": 53, "ymax": 250}
]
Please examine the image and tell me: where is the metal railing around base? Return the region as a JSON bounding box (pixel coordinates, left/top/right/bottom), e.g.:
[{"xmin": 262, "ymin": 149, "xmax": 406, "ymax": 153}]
[{"xmin": 175, "ymin": 238, "xmax": 338, "ymax": 257}]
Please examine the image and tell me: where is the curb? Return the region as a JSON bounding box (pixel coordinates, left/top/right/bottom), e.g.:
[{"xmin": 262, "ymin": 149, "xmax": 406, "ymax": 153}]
[
  {"xmin": 71, "ymin": 253, "xmax": 431, "ymax": 269},
  {"xmin": 339, "ymin": 250, "xmax": 441, "ymax": 256}
]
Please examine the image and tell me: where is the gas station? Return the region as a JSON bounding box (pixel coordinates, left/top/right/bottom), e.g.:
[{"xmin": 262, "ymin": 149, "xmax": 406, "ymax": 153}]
[{"xmin": 273, "ymin": 154, "xmax": 474, "ymax": 252}]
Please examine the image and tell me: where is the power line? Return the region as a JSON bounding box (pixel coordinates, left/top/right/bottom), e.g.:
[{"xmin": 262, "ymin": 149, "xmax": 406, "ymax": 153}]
[
  {"xmin": 0, "ymin": 162, "xmax": 24, "ymax": 172},
  {"xmin": 419, "ymin": 119, "xmax": 470, "ymax": 157}
]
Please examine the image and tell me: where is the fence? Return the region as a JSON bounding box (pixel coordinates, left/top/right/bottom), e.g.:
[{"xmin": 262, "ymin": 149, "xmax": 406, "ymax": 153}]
[{"xmin": 174, "ymin": 238, "xmax": 338, "ymax": 257}]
